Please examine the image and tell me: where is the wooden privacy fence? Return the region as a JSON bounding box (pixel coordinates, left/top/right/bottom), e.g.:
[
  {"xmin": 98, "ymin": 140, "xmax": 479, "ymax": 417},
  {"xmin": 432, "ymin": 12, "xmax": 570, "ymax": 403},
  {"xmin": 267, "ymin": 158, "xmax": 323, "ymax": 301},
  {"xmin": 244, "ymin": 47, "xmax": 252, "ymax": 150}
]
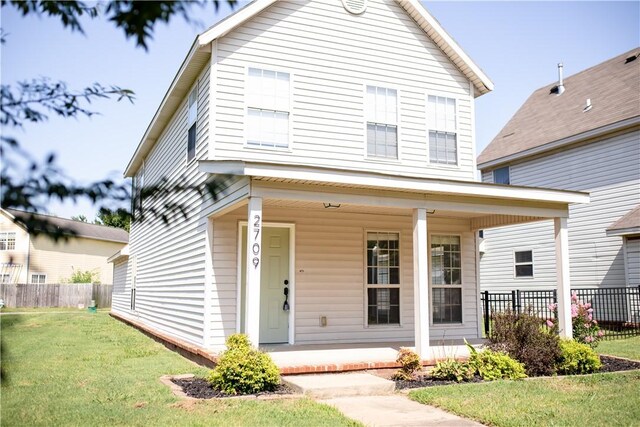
[{"xmin": 0, "ymin": 283, "xmax": 113, "ymax": 308}]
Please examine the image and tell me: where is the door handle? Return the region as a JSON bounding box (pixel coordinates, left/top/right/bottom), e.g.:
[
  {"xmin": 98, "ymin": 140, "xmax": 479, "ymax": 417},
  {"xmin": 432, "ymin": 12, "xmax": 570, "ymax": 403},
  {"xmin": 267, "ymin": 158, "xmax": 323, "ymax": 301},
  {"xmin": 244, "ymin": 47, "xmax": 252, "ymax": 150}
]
[{"xmin": 283, "ymin": 281, "xmax": 290, "ymax": 311}]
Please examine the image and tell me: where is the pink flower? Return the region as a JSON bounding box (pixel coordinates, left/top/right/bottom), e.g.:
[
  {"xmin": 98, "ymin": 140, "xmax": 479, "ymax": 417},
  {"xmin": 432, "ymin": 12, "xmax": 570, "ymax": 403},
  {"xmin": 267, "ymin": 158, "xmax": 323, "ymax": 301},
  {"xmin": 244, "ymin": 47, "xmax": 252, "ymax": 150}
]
[
  {"xmin": 571, "ymin": 304, "xmax": 578, "ymax": 317},
  {"xmin": 571, "ymin": 292, "xmax": 578, "ymax": 302},
  {"xmin": 546, "ymin": 319, "xmax": 554, "ymax": 328},
  {"xmin": 548, "ymin": 303, "xmax": 558, "ymax": 311},
  {"xmin": 584, "ymin": 303, "xmax": 591, "ymax": 309},
  {"xmin": 597, "ymin": 330, "xmax": 605, "ymax": 337},
  {"xmin": 588, "ymin": 314, "xmax": 593, "ymax": 321},
  {"xmin": 585, "ymin": 336, "xmax": 594, "ymax": 343}
]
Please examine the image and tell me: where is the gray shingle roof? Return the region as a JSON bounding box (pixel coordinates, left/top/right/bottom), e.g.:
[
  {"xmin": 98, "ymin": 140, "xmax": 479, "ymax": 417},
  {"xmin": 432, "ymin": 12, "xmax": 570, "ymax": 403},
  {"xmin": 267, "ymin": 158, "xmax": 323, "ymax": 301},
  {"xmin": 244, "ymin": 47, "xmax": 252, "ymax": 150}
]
[
  {"xmin": 5, "ymin": 209, "xmax": 129, "ymax": 243},
  {"xmin": 478, "ymin": 48, "xmax": 640, "ymax": 167}
]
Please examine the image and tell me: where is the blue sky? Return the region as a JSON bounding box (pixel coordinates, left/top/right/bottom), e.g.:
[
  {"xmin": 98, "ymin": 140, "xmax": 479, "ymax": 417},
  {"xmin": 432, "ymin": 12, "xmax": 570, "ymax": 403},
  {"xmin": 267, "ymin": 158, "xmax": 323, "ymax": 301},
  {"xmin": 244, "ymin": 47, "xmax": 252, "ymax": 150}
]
[{"xmin": 2, "ymin": 1, "xmax": 639, "ymax": 220}]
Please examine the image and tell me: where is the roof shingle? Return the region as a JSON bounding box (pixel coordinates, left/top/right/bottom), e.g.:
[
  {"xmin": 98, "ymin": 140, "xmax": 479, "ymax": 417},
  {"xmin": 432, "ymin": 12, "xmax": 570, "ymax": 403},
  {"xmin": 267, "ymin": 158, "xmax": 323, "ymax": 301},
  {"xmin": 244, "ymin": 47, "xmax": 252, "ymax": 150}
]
[{"xmin": 478, "ymin": 48, "xmax": 640, "ymax": 167}]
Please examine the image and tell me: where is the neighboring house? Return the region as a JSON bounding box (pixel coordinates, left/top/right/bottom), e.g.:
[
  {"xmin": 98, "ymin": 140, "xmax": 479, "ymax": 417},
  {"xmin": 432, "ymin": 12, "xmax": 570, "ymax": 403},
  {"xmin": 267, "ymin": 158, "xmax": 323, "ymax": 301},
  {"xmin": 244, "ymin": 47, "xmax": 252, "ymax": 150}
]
[
  {"xmin": 0, "ymin": 209, "xmax": 129, "ymax": 284},
  {"xmin": 111, "ymin": 0, "xmax": 588, "ymax": 358},
  {"xmin": 477, "ymin": 48, "xmax": 640, "ymax": 292}
]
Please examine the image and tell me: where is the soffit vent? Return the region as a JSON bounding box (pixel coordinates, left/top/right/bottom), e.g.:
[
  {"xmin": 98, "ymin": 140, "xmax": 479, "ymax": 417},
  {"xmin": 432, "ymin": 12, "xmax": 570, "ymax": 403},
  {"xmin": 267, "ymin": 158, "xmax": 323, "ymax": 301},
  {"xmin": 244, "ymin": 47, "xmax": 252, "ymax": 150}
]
[{"xmin": 342, "ymin": 0, "xmax": 367, "ymax": 15}]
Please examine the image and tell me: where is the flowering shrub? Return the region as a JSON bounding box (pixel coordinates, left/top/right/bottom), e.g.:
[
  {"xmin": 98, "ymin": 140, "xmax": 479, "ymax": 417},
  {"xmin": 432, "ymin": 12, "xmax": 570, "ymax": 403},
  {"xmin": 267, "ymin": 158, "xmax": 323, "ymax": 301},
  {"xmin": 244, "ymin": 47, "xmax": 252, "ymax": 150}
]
[{"xmin": 547, "ymin": 292, "xmax": 604, "ymax": 348}]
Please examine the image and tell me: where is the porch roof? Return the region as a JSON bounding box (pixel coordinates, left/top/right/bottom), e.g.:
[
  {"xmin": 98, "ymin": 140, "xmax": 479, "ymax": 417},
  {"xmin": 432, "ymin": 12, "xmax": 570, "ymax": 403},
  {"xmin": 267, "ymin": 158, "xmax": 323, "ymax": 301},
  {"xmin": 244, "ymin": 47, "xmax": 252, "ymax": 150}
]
[{"xmin": 199, "ymin": 160, "xmax": 589, "ymax": 205}]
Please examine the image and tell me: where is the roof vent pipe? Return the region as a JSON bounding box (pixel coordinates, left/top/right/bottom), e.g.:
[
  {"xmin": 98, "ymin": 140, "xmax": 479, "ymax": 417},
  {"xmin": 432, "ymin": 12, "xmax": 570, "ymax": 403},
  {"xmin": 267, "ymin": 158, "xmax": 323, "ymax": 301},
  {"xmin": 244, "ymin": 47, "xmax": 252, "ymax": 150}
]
[{"xmin": 557, "ymin": 63, "xmax": 565, "ymax": 95}]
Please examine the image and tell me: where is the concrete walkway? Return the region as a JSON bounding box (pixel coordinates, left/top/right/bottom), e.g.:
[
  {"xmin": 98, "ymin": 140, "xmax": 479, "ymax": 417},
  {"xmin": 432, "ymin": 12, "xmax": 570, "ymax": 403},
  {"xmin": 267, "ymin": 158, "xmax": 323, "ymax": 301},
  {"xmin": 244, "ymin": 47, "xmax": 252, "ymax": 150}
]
[{"xmin": 323, "ymin": 395, "xmax": 483, "ymax": 427}]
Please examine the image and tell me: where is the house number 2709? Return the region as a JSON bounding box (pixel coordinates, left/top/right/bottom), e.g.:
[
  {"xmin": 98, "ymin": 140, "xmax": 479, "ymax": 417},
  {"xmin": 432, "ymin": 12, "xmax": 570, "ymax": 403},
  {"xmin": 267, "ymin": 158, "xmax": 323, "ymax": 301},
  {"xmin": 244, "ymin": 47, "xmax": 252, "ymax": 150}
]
[{"xmin": 252, "ymin": 214, "xmax": 261, "ymax": 269}]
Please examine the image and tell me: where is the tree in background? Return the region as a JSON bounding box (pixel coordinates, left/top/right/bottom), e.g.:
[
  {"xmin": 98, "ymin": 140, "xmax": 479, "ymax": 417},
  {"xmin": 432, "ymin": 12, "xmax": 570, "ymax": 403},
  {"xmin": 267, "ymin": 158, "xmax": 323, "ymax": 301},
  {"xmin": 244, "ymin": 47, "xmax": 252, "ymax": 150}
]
[
  {"xmin": 66, "ymin": 268, "xmax": 101, "ymax": 284},
  {"xmin": 72, "ymin": 209, "xmax": 130, "ymax": 231},
  {"xmin": 1, "ymin": 0, "xmax": 236, "ymax": 239}
]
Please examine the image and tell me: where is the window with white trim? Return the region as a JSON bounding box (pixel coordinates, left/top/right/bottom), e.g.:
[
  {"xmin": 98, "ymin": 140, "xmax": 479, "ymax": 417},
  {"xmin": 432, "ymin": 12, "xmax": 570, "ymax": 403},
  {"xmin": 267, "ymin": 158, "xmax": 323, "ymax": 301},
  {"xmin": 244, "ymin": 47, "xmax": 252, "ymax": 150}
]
[
  {"xmin": 366, "ymin": 86, "xmax": 398, "ymax": 159},
  {"xmin": 428, "ymin": 95, "xmax": 457, "ymax": 165},
  {"xmin": 431, "ymin": 235, "xmax": 462, "ymax": 324},
  {"xmin": 0, "ymin": 274, "xmax": 10, "ymax": 284},
  {"xmin": 514, "ymin": 250, "xmax": 534, "ymax": 277},
  {"xmin": 246, "ymin": 68, "xmax": 290, "ymax": 149},
  {"xmin": 131, "ymin": 164, "xmax": 144, "ymax": 222},
  {"xmin": 187, "ymin": 86, "xmax": 198, "ymax": 162},
  {"xmin": 31, "ymin": 274, "xmax": 46, "ymax": 284},
  {"xmin": 493, "ymin": 166, "xmax": 510, "ymax": 185},
  {"xmin": 366, "ymin": 232, "xmax": 400, "ymax": 325},
  {"xmin": 0, "ymin": 232, "xmax": 16, "ymax": 250}
]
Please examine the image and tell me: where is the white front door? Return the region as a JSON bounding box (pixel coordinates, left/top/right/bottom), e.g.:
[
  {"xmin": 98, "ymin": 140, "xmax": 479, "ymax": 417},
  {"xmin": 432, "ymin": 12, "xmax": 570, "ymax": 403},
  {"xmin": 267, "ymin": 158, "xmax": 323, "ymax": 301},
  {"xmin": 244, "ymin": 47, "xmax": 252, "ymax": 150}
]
[{"xmin": 240, "ymin": 226, "xmax": 290, "ymax": 344}]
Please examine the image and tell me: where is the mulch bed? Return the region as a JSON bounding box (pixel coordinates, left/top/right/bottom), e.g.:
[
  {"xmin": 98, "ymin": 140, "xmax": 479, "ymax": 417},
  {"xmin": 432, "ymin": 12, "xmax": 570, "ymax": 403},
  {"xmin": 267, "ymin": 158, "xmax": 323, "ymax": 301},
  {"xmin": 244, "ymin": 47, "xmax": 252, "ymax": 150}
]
[
  {"xmin": 600, "ymin": 355, "xmax": 640, "ymax": 372},
  {"xmin": 390, "ymin": 355, "xmax": 640, "ymax": 389},
  {"xmin": 171, "ymin": 377, "xmax": 294, "ymax": 399}
]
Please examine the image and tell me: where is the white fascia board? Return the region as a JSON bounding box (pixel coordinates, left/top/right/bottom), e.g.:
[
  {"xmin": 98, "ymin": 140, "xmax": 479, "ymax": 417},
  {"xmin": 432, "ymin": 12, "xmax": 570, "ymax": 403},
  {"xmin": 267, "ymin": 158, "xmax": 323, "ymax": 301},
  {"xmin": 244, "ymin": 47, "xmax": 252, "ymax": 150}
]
[
  {"xmin": 400, "ymin": 0, "xmax": 494, "ymax": 95},
  {"xmin": 198, "ymin": 0, "xmax": 278, "ymax": 46},
  {"xmin": 478, "ymin": 116, "xmax": 640, "ymax": 171},
  {"xmin": 606, "ymin": 227, "xmax": 640, "ymax": 237},
  {"xmin": 198, "ymin": 160, "xmax": 590, "ymax": 205},
  {"xmin": 124, "ymin": 39, "xmax": 203, "ymax": 177},
  {"xmin": 107, "ymin": 245, "xmax": 130, "ymax": 264}
]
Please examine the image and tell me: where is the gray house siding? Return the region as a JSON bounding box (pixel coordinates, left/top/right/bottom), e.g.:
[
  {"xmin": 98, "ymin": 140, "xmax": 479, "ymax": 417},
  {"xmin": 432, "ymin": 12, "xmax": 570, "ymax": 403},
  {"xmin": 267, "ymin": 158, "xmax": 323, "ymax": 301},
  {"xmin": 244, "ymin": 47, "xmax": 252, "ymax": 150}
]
[{"xmin": 480, "ymin": 129, "xmax": 640, "ymax": 291}]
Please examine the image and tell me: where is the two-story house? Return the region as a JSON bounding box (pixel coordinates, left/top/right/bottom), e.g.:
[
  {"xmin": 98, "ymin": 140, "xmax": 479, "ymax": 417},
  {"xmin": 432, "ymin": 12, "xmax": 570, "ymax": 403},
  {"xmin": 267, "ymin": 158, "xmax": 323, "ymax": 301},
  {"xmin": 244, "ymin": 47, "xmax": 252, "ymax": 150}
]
[
  {"xmin": 477, "ymin": 49, "xmax": 640, "ymax": 294},
  {"xmin": 110, "ymin": 0, "xmax": 588, "ymax": 368}
]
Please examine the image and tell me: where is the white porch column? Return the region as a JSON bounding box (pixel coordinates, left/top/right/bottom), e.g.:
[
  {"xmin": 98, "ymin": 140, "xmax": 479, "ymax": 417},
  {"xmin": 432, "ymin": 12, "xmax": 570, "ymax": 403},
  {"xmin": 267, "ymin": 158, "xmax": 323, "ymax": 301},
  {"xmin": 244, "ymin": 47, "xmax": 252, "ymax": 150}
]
[
  {"xmin": 413, "ymin": 208, "xmax": 430, "ymax": 359},
  {"xmin": 245, "ymin": 197, "xmax": 263, "ymax": 346},
  {"xmin": 554, "ymin": 217, "xmax": 573, "ymax": 339}
]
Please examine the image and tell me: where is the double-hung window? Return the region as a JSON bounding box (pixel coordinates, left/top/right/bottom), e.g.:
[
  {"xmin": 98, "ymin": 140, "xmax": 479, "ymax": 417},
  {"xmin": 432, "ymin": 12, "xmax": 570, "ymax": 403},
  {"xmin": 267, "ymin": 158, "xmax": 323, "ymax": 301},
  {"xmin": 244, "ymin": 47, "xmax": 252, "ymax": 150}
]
[
  {"xmin": 366, "ymin": 232, "xmax": 400, "ymax": 325},
  {"xmin": 187, "ymin": 86, "xmax": 198, "ymax": 162},
  {"xmin": 31, "ymin": 274, "xmax": 46, "ymax": 284},
  {"xmin": 366, "ymin": 86, "xmax": 398, "ymax": 159},
  {"xmin": 428, "ymin": 95, "xmax": 457, "ymax": 165},
  {"xmin": 431, "ymin": 235, "xmax": 462, "ymax": 324},
  {"xmin": 0, "ymin": 232, "xmax": 16, "ymax": 250},
  {"xmin": 131, "ymin": 165, "xmax": 144, "ymax": 222},
  {"xmin": 246, "ymin": 68, "xmax": 290, "ymax": 149},
  {"xmin": 514, "ymin": 250, "xmax": 534, "ymax": 277},
  {"xmin": 493, "ymin": 166, "xmax": 510, "ymax": 184}
]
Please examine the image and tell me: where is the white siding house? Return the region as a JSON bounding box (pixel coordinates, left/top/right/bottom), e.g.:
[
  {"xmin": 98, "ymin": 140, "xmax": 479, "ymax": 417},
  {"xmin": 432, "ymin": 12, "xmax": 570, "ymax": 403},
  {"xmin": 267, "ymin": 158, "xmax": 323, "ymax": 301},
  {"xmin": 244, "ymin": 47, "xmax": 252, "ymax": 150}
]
[
  {"xmin": 111, "ymin": 0, "xmax": 588, "ymax": 363},
  {"xmin": 478, "ymin": 49, "xmax": 640, "ymax": 292}
]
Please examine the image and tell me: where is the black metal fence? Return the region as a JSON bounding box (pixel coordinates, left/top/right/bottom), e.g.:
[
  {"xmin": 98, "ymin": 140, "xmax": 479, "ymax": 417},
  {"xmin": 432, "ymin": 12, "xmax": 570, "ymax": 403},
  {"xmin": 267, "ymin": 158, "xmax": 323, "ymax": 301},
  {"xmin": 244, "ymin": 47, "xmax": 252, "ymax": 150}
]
[{"xmin": 481, "ymin": 286, "xmax": 640, "ymax": 340}]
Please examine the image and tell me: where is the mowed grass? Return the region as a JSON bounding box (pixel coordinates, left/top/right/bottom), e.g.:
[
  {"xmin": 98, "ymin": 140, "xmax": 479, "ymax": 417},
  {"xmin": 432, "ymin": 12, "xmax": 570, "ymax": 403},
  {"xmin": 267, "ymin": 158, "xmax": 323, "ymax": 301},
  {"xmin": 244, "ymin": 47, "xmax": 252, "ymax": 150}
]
[
  {"xmin": 409, "ymin": 338, "xmax": 640, "ymax": 427},
  {"xmin": 598, "ymin": 336, "xmax": 640, "ymax": 361},
  {"xmin": 409, "ymin": 371, "xmax": 640, "ymax": 427},
  {"xmin": 1, "ymin": 311, "xmax": 359, "ymax": 427}
]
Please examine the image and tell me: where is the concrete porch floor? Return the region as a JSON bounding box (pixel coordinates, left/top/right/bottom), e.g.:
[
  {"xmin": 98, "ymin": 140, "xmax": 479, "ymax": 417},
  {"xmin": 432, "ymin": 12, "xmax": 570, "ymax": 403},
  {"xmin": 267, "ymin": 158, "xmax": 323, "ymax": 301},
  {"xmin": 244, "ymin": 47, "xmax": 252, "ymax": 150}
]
[{"xmin": 261, "ymin": 339, "xmax": 485, "ymax": 374}]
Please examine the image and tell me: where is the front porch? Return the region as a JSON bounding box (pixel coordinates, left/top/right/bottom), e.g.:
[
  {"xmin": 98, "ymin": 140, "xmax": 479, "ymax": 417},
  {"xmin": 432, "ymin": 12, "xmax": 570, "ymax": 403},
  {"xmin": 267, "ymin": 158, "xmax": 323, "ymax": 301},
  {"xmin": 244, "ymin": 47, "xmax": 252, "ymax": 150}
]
[{"xmin": 200, "ymin": 160, "xmax": 590, "ymax": 361}]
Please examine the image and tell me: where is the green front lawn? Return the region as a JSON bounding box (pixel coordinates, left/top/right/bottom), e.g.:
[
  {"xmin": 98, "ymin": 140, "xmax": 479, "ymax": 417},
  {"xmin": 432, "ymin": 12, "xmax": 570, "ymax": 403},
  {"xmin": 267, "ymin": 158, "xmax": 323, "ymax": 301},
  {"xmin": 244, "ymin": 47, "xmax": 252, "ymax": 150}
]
[
  {"xmin": 408, "ymin": 337, "xmax": 640, "ymax": 427},
  {"xmin": 409, "ymin": 371, "xmax": 640, "ymax": 427},
  {"xmin": 598, "ymin": 336, "xmax": 640, "ymax": 360},
  {"xmin": 1, "ymin": 311, "xmax": 358, "ymax": 426}
]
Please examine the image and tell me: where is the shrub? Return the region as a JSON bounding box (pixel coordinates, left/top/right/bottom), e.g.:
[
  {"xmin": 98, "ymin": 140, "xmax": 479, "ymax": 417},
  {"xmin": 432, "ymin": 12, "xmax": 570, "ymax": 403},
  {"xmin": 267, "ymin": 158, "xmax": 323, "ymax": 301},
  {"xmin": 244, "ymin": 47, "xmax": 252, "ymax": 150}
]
[
  {"xmin": 392, "ymin": 347, "xmax": 421, "ymax": 380},
  {"xmin": 556, "ymin": 340, "xmax": 602, "ymax": 375},
  {"xmin": 225, "ymin": 333, "xmax": 251, "ymax": 350},
  {"xmin": 207, "ymin": 337, "xmax": 280, "ymax": 395},
  {"xmin": 430, "ymin": 359, "xmax": 474, "ymax": 383},
  {"xmin": 489, "ymin": 309, "xmax": 561, "ymax": 376},
  {"xmin": 547, "ymin": 293, "xmax": 603, "ymax": 347},
  {"xmin": 467, "ymin": 345, "xmax": 527, "ymax": 381}
]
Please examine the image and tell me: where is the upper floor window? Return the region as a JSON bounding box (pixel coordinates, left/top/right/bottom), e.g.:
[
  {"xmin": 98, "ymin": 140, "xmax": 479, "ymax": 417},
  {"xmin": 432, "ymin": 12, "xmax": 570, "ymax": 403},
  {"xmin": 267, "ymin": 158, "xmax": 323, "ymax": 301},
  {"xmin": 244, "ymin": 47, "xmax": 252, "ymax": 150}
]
[
  {"xmin": 131, "ymin": 164, "xmax": 144, "ymax": 222},
  {"xmin": 31, "ymin": 274, "xmax": 46, "ymax": 284},
  {"xmin": 0, "ymin": 232, "xmax": 16, "ymax": 250},
  {"xmin": 187, "ymin": 86, "xmax": 198, "ymax": 162},
  {"xmin": 428, "ymin": 95, "xmax": 457, "ymax": 165},
  {"xmin": 514, "ymin": 250, "xmax": 534, "ymax": 278},
  {"xmin": 493, "ymin": 166, "xmax": 510, "ymax": 185},
  {"xmin": 246, "ymin": 68, "xmax": 290, "ymax": 149},
  {"xmin": 366, "ymin": 86, "xmax": 398, "ymax": 159}
]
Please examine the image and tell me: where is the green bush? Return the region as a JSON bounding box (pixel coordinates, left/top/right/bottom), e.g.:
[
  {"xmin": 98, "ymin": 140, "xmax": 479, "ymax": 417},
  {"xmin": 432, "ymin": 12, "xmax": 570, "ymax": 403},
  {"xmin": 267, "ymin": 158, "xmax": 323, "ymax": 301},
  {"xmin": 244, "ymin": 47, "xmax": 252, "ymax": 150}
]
[
  {"xmin": 225, "ymin": 333, "xmax": 251, "ymax": 350},
  {"xmin": 468, "ymin": 346, "xmax": 527, "ymax": 381},
  {"xmin": 430, "ymin": 359, "xmax": 474, "ymax": 383},
  {"xmin": 207, "ymin": 337, "xmax": 280, "ymax": 395},
  {"xmin": 556, "ymin": 340, "xmax": 602, "ymax": 375},
  {"xmin": 490, "ymin": 309, "xmax": 561, "ymax": 376},
  {"xmin": 392, "ymin": 347, "xmax": 421, "ymax": 380}
]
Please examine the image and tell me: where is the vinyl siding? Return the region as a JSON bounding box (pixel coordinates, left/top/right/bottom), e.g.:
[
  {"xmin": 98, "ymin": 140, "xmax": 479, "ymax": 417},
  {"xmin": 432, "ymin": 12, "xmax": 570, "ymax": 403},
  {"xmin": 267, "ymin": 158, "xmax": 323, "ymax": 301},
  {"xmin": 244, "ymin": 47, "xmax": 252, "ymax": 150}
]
[
  {"xmin": 209, "ymin": 205, "xmax": 479, "ymax": 349},
  {"xmin": 627, "ymin": 238, "xmax": 640, "ymax": 287},
  {"xmin": 480, "ymin": 130, "xmax": 640, "ymax": 291},
  {"xmin": 111, "ymin": 259, "xmax": 131, "ymax": 312},
  {"xmin": 0, "ymin": 213, "xmax": 30, "ymax": 283},
  {"xmin": 114, "ymin": 62, "xmax": 213, "ymax": 347},
  {"xmin": 212, "ymin": 0, "xmax": 476, "ymax": 181}
]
